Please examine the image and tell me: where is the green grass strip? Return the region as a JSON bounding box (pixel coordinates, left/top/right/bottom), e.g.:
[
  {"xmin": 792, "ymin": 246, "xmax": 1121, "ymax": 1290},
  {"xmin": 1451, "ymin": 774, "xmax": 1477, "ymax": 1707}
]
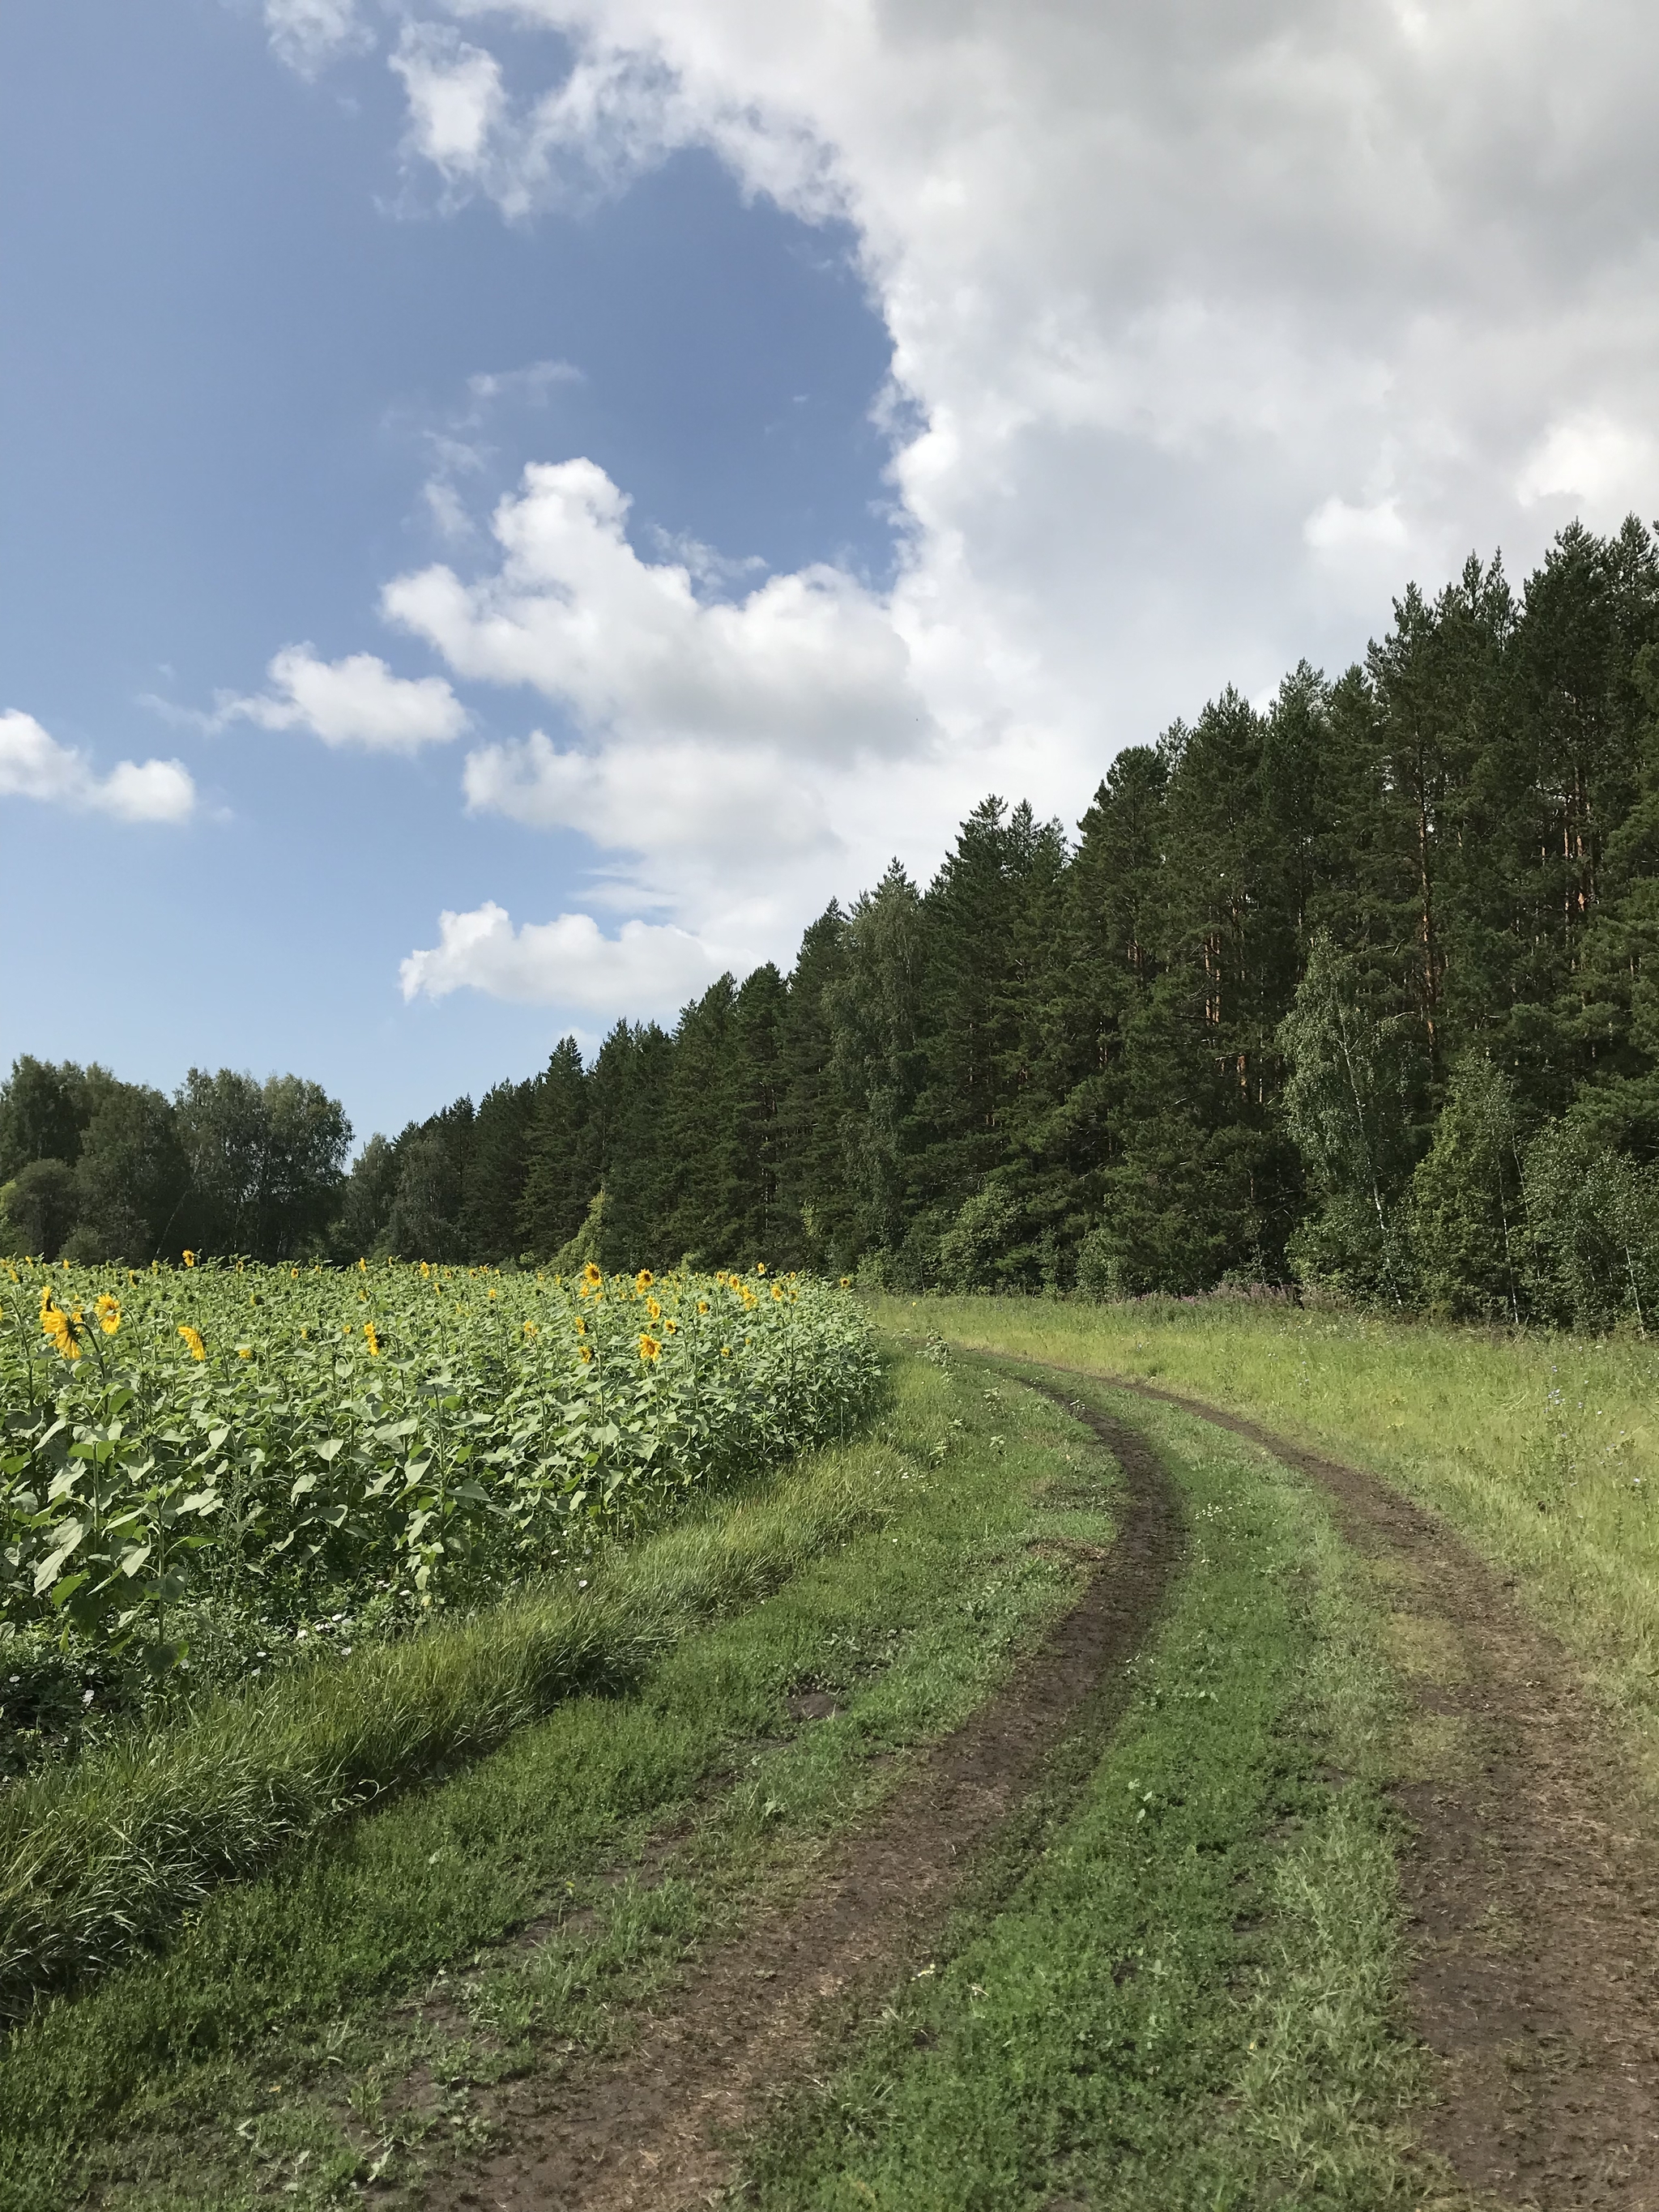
[
  {"xmin": 0, "ymin": 1355, "xmax": 1112, "ymax": 2212},
  {"xmin": 0, "ymin": 1434, "xmax": 893, "ymax": 2018},
  {"xmin": 738, "ymin": 1378, "xmax": 1427, "ymax": 2211},
  {"xmin": 887, "ymin": 1291, "xmax": 1659, "ymax": 1786}
]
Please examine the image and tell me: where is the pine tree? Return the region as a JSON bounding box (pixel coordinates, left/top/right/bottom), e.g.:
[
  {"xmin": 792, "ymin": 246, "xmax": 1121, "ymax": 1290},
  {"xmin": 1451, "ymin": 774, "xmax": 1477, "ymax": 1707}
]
[{"xmin": 518, "ymin": 1038, "xmax": 594, "ymax": 1258}]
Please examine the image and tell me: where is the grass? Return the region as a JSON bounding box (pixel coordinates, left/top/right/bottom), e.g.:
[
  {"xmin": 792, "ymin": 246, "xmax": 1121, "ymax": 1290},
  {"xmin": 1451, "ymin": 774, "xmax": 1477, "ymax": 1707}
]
[
  {"xmin": 884, "ymin": 1293, "xmax": 1659, "ymax": 1784},
  {"xmin": 0, "ymin": 1429, "xmax": 890, "ymax": 2018},
  {"xmin": 6, "ymin": 1340, "xmax": 1452, "ymax": 2210},
  {"xmin": 735, "ymin": 1376, "xmax": 1428, "ymax": 2211},
  {"xmin": 0, "ymin": 1351, "xmax": 1119, "ymax": 2212}
]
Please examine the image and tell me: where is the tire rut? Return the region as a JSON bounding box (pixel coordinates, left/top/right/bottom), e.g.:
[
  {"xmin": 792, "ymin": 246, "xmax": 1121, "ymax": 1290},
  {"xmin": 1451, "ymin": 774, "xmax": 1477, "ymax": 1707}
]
[
  {"xmin": 424, "ymin": 1396, "xmax": 1180, "ymax": 2212},
  {"xmin": 1000, "ymin": 1353, "xmax": 1659, "ymax": 2212}
]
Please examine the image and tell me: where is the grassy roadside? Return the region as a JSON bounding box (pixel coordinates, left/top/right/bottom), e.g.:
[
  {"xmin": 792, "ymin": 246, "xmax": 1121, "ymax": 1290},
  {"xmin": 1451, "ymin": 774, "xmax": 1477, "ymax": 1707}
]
[
  {"xmin": 0, "ymin": 1350, "xmax": 1122, "ymax": 2212},
  {"xmin": 885, "ymin": 1294, "xmax": 1659, "ymax": 1782},
  {"xmin": 735, "ymin": 1372, "xmax": 1431, "ymax": 2212},
  {"xmin": 0, "ymin": 1433, "xmax": 891, "ymax": 2019}
]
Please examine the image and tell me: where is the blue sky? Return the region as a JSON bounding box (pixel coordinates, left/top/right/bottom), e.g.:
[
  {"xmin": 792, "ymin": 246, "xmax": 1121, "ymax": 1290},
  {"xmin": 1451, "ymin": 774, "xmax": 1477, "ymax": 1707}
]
[
  {"xmin": 5, "ymin": 0, "xmax": 1655, "ymax": 1149},
  {"xmin": 1, "ymin": 2, "xmax": 891, "ymax": 1139}
]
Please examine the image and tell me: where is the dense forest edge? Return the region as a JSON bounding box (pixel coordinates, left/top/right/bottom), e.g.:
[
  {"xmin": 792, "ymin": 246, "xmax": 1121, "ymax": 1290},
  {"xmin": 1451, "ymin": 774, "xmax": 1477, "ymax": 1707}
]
[{"xmin": 10, "ymin": 515, "xmax": 1659, "ymax": 1332}]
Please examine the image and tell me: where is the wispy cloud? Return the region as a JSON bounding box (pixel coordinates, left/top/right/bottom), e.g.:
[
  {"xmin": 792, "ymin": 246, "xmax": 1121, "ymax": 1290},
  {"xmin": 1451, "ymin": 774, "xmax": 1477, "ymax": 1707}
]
[{"xmin": 262, "ymin": 0, "xmax": 369, "ymax": 79}]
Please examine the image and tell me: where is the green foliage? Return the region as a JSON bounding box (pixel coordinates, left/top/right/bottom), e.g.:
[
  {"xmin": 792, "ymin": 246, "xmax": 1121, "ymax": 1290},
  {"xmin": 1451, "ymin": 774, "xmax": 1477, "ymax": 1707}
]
[
  {"xmin": 0, "ymin": 1258, "xmax": 880, "ymax": 1679},
  {"xmin": 18, "ymin": 515, "xmax": 1659, "ymax": 1308},
  {"xmin": 0, "ymin": 1408, "xmax": 893, "ymax": 2022},
  {"xmin": 0, "ymin": 1161, "xmax": 76, "ymax": 1261},
  {"xmin": 1520, "ymin": 1118, "xmax": 1659, "ymax": 1332},
  {"xmin": 1409, "ymin": 1054, "xmax": 1526, "ymax": 1320},
  {"xmin": 1279, "ymin": 931, "xmax": 1418, "ymax": 1303}
]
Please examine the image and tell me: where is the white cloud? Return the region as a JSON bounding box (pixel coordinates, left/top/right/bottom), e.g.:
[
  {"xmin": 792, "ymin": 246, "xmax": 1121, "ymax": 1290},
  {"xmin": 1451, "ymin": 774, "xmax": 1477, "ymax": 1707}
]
[
  {"xmin": 399, "ymin": 899, "xmax": 721, "ymax": 1011},
  {"xmin": 262, "ymin": 0, "xmax": 369, "ymax": 78},
  {"xmin": 391, "ymin": 23, "xmax": 508, "ymax": 185},
  {"xmin": 216, "ymin": 645, "xmax": 469, "ymax": 752},
  {"xmin": 382, "ymin": 458, "xmax": 929, "ymax": 759},
  {"xmin": 323, "ymin": 1, "xmax": 1659, "ymax": 1008},
  {"xmin": 1304, "ymin": 495, "xmax": 1411, "ymax": 555},
  {"xmin": 1516, "ymin": 411, "xmax": 1659, "ymax": 515},
  {"xmin": 0, "ymin": 710, "xmax": 196, "ymax": 824}
]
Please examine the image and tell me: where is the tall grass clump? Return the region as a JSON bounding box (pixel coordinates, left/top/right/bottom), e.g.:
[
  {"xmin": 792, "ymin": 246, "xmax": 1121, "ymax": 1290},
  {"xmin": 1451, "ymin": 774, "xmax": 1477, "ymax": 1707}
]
[{"xmin": 0, "ymin": 1437, "xmax": 894, "ymax": 2020}]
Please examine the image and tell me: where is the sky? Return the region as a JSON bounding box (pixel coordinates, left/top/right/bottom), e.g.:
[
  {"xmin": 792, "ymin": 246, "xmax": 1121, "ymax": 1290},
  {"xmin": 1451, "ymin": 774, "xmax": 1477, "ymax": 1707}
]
[{"xmin": 4, "ymin": 0, "xmax": 1657, "ymax": 1147}]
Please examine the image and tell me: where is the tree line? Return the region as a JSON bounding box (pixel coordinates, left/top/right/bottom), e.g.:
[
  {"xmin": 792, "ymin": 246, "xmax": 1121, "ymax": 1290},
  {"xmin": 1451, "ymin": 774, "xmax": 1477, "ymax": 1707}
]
[{"xmin": 11, "ymin": 516, "xmax": 1659, "ymax": 1328}]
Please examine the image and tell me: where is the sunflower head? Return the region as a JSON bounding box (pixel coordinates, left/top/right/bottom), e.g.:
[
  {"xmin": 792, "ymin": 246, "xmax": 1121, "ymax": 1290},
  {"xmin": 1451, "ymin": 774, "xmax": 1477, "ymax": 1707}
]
[
  {"xmin": 182, "ymin": 1249, "xmax": 196, "ymax": 1268},
  {"xmin": 578, "ymin": 1343, "xmax": 594, "ymax": 1364},
  {"xmin": 178, "ymin": 1324, "xmax": 207, "ymax": 1362},
  {"xmin": 634, "ymin": 1268, "xmax": 654, "ymax": 1293},
  {"xmin": 95, "ymin": 1294, "xmax": 121, "ymax": 1336},
  {"xmin": 646, "ymin": 1296, "xmax": 662, "ymax": 1321},
  {"xmin": 582, "ymin": 1260, "xmax": 603, "ymax": 1289},
  {"xmin": 638, "ymin": 1332, "xmax": 661, "ymax": 1362},
  {"xmin": 364, "ymin": 1321, "xmax": 381, "ymax": 1357}
]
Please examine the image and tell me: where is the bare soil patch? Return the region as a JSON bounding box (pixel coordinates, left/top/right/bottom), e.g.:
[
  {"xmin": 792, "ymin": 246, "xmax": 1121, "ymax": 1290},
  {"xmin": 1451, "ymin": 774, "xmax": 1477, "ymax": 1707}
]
[
  {"xmin": 420, "ymin": 1403, "xmax": 1179, "ymax": 2212},
  {"xmin": 1043, "ymin": 1362, "xmax": 1659, "ymax": 2212}
]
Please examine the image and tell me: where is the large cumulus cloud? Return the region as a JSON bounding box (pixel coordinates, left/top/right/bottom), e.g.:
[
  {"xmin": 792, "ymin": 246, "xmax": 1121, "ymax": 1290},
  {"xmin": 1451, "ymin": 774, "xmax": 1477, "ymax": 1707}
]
[{"xmin": 280, "ymin": 1, "xmax": 1659, "ymax": 1011}]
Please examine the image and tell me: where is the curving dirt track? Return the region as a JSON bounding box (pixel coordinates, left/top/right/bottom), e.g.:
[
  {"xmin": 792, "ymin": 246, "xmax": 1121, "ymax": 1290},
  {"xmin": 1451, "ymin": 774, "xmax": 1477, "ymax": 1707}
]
[
  {"xmin": 1021, "ymin": 1360, "xmax": 1659, "ymax": 2212},
  {"xmin": 424, "ymin": 1400, "xmax": 1180, "ymax": 2212}
]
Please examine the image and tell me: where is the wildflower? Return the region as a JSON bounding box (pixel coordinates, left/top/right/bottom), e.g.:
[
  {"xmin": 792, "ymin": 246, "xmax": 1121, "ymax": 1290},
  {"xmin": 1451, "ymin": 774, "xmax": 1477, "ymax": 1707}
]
[
  {"xmin": 179, "ymin": 1325, "xmax": 207, "ymax": 1362},
  {"xmin": 183, "ymin": 1249, "xmax": 196, "ymax": 1268},
  {"xmin": 646, "ymin": 1296, "xmax": 662, "ymax": 1321},
  {"xmin": 95, "ymin": 1294, "xmax": 121, "ymax": 1336},
  {"xmin": 634, "ymin": 1269, "xmax": 654, "ymax": 1293},
  {"xmin": 364, "ymin": 1321, "xmax": 381, "ymax": 1357}
]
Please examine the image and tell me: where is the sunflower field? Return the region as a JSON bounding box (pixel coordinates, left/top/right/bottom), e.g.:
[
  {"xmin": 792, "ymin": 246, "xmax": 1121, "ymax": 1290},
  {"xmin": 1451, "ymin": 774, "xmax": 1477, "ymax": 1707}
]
[{"xmin": 0, "ymin": 1255, "xmax": 879, "ymax": 1696}]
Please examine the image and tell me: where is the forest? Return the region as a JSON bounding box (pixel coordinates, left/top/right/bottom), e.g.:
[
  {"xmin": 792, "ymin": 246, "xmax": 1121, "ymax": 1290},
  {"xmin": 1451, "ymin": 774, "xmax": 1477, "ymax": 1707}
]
[{"xmin": 9, "ymin": 516, "xmax": 1659, "ymax": 1329}]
